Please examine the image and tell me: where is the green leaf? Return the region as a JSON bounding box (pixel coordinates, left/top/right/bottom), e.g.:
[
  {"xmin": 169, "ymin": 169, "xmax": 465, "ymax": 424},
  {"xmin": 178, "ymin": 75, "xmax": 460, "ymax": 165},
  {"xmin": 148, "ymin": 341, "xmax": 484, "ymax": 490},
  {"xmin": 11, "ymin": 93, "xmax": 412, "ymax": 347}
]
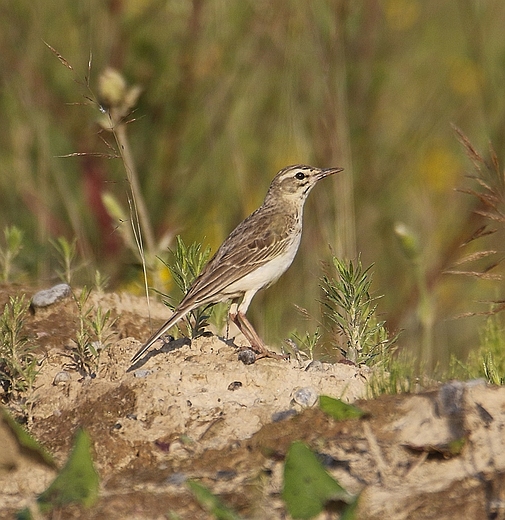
[
  {"xmin": 319, "ymin": 395, "xmax": 365, "ymax": 420},
  {"xmin": 282, "ymin": 441, "xmax": 352, "ymax": 519},
  {"xmin": 162, "ymin": 236, "xmax": 214, "ymax": 338},
  {"xmin": 37, "ymin": 429, "xmax": 99, "ymax": 513},
  {"xmin": 187, "ymin": 480, "xmax": 242, "ymax": 520},
  {"xmin": 2, "ymin": 407, "xmax": 56, "ymax": 468}
]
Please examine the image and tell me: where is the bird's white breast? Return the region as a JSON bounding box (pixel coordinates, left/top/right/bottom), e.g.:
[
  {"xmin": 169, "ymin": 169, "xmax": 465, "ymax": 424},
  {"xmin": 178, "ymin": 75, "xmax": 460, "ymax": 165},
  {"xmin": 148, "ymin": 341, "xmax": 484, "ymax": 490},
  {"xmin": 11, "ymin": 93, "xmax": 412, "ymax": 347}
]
[{"xmin": 225, "ymin": 232, "xmax": 302, "ymax": 294}]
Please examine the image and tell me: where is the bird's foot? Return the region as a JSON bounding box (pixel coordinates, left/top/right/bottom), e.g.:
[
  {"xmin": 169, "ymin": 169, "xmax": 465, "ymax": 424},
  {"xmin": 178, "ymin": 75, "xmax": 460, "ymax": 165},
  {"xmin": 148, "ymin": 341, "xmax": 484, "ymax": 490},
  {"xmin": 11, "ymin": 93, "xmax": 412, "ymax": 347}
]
[
  {"xmin": 237, "ymin": 344, "xmax": 288, "ymax": 365},
  {"xmin": 230, "ymin": 310, "xmax": 288, "ymax": 364}
]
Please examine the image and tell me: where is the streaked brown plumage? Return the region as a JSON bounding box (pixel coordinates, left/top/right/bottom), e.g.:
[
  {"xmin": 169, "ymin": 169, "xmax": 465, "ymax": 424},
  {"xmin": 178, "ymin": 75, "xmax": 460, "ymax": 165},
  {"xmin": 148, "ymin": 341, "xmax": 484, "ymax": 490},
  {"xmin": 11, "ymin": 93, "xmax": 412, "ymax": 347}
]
[{"xmin": 130, "ymin": 164, "xmax": 342, "ymax": 366}]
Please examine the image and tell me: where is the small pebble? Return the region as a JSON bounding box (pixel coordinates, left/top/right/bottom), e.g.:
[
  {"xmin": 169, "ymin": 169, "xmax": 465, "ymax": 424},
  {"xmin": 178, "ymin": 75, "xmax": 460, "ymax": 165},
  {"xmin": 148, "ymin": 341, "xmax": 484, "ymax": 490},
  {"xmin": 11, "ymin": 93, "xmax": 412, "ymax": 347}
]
[
  {"xmin": 133, "ymin": 369, "xmax": 151, "ymax": 378},
  {"xmin": 292, "ymin": 387, "xmax": 318, "ymax": 408},
  {"xmin": 53, "ymin": 371, "xmax": 71, "ymax": 385},
  {"xmin": 238, "ymin": 349, "xmax": 256, "ymax": 365},
  {"xmin": 31, "ymin": 284, "xmax": 71, "ymax": 308},
  {"xmin": 227, "ymin": 381, "xmax": 243, "ymax": 391},
  {"xmin": 272, "ymin": 409, "xmax": 297, "ymax": 422},
  {"xmin": 305, "ymin": 360, "xmax": 324, "ymax": 371}
]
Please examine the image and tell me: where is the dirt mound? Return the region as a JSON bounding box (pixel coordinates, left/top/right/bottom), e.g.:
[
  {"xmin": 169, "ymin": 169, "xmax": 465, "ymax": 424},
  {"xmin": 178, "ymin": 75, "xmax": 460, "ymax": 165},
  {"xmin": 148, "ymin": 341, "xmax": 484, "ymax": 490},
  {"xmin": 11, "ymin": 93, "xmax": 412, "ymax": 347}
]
[{"xmin": 1, "ymin": 289, "xmax": 505, "ymax": 519}]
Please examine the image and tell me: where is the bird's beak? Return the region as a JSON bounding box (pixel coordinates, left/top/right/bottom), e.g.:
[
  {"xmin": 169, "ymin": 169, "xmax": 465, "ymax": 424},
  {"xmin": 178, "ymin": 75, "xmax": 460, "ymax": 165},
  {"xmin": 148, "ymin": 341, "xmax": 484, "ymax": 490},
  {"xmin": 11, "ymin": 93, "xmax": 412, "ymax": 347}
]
[{"xmin": 318, "ymin": 167, "xmax": 344, "ymax": 179}]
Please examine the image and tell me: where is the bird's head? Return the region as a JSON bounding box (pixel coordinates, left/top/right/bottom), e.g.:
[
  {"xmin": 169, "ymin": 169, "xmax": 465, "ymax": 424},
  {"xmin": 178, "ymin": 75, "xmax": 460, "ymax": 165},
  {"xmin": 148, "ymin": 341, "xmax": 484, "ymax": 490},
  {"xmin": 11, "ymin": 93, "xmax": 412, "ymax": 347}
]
[{"xmin": 265, "ymin": 164, "xmax": 343, "ymax": 205}]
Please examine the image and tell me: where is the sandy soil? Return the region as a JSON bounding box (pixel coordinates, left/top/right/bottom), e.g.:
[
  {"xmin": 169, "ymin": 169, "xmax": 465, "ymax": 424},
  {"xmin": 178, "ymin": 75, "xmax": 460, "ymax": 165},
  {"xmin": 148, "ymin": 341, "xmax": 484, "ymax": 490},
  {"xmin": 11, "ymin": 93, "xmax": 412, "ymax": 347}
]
[{"xmin": 1, "ymin": 286, "xmax": 505, "ymax": 519}]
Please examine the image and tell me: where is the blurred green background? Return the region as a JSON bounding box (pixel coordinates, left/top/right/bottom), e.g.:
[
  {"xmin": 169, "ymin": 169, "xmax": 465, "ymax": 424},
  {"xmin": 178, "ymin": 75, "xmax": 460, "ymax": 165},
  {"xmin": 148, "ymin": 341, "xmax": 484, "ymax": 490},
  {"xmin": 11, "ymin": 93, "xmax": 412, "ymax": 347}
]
[{"xmin": 2, "ymin": 0, "xmax": 505, "ymax": 367}]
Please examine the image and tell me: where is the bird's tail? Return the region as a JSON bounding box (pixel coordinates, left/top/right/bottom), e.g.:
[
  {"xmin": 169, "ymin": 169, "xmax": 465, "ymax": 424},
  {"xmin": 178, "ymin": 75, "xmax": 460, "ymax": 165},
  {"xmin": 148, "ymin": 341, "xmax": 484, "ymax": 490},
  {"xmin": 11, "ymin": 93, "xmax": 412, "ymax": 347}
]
[{"xmin": 130, "ymin": 307, "xmax": 191, "ymax": 365}]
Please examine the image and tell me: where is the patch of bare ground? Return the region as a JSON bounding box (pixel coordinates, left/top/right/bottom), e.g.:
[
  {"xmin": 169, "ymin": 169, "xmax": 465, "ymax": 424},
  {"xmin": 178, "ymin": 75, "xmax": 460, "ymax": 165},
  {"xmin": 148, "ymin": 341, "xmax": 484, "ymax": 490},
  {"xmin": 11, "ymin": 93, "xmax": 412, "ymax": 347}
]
[{"xmin": 1, "ymin": 286, "xmax": 505, "ymax": 519}]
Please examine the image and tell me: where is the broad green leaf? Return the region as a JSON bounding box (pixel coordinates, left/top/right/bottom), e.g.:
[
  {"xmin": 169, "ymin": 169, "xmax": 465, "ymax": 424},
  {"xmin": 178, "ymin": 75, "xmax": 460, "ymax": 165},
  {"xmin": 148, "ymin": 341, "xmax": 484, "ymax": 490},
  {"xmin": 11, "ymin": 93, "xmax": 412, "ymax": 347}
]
[
  {"xmin": 187, "ymin": 480, "xmax": 242, "ymax": 520},
  {"xmin": 319, "ymin": 395, "xmax": 365, "ymax": 420},
  {"xmin": 282, "ymin": 441, "xmax": 352, "ymax": 519},
  {"xmin": 37, "ymin": 429, "xmax": 99, "ymax": 512},
  {"xmin": 2, "ymin": 408, "xmax": 56, "ymax": 468}
]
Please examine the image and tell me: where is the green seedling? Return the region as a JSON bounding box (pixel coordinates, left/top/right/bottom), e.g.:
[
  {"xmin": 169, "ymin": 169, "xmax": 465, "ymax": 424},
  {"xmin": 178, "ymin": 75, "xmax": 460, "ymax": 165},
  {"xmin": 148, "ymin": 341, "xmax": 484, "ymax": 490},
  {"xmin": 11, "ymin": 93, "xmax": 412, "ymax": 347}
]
[
  {"xmin": 0, "ymin": 295, "xmax": 39, "ymax": 412},
  {"xmin": 321, "ymin": 256, "xmax": 396, "ymax": 364},
  {"xmin": 0, "ymin": 226, "xmax": 24, "ymax": 283},
  {"xmin": 160, "ymin": 235, "xmax": 214, "ymax": 339}
]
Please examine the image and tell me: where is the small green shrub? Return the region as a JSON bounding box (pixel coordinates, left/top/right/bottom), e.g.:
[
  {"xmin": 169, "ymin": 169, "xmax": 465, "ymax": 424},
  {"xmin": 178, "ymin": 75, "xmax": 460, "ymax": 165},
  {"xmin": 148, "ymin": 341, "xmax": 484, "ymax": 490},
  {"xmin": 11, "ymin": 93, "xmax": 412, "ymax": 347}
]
[
  {"xmin": 67, "ymin": 287, "xmax": 116, "ymax": 376},
  {"xmin": 159, "ymin": 235, "xmax": 215, "ymax": 339},
  {"xmin": 321, "ymin": 256, "xmax": 397, "ymax": 365},
  {"xmin": 448, "ymin": 313, "xmax": 505, "ymax": 385},
  {"xmin": 0, "ymin": 295, "xmax": 39, "ymax": 407},
  {"xmin": 289, "ymin": 327, "xmax": 322, "ymax": 362},
  {"xmin": 51, "ymin": 236, "xmax": 78, "ymax": 285},
  {"xmin": 0, "ymin": 226, "xmax": 24, "ymax": 283}
]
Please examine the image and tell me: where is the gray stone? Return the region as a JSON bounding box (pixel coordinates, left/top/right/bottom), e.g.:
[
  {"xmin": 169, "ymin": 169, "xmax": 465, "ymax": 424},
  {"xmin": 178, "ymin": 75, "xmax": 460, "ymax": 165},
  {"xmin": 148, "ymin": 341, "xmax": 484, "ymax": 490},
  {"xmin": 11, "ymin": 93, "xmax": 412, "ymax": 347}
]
[
  {"xmin": 53, "ymin": 371, "xmax": 71, "ymax": 385},
  {"xmin": 292, "ymin": 386, "xmax": 318, "ymax": 408},
  {"xmin": 31, "ymin": 284, "xmax": 71, "ymax": 308}
]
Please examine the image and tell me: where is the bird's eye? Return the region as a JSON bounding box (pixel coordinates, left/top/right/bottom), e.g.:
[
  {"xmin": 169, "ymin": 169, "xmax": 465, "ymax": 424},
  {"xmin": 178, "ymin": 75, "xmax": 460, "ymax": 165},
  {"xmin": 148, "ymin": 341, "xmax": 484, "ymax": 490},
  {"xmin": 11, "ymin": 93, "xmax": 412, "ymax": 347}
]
[{"xmin": 295, "ymin": 172, "xmax": 305, "ymax": 180}]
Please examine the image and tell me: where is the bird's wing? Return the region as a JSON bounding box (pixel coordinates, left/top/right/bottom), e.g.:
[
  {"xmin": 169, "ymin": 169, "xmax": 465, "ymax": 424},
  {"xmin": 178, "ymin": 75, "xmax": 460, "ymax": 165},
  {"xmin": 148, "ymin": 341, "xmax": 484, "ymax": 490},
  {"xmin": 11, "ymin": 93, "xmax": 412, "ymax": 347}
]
[{"xmin": 179, "ymin": 210, "xmax": 293, "ymax": 310}]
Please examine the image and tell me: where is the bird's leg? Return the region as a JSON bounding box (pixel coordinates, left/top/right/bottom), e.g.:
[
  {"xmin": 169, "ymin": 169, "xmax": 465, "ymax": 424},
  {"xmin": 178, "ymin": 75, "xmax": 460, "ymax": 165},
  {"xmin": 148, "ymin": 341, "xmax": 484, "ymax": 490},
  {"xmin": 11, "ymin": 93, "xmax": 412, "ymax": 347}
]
[{"xmin": 229, "ymin": 305, "xmax": 286, "ymax": 360}]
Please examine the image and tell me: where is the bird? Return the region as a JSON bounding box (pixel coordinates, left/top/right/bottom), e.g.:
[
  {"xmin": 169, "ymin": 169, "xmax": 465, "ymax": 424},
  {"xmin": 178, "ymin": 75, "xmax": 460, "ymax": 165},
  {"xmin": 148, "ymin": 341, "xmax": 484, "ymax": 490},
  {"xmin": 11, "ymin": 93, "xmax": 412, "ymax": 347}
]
[{"xmin": 130, "ymin": 164, "xmax": 343, "ymax": 366}]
